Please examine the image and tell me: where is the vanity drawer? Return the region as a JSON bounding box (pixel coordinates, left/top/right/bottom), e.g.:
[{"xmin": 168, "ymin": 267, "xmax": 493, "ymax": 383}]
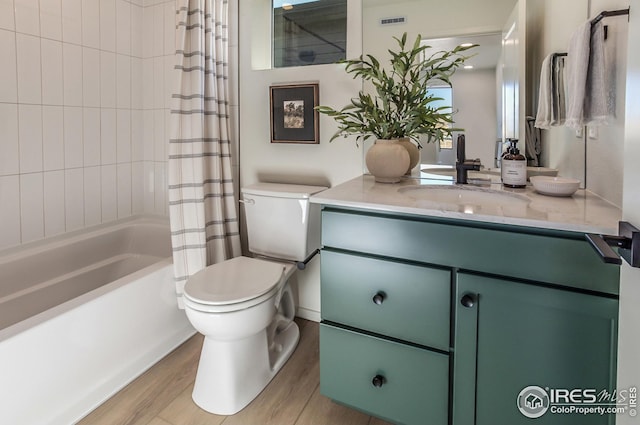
[
  {"xmin": 320, "ymin": 324, "xmax": 449, "ymax": 425},
  {"xmin": 321, "ymin": 208, "xmax": 620, "ymax": 295},
  {"xmin": 321, "ymin": 250, "xmax": 450, "ymax": 350}
]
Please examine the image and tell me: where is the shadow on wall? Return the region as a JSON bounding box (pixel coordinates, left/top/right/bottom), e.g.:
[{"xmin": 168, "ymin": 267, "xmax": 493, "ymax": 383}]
[{"xmin": 256, "ymin": 171, "xmax": 332, "ymax": 188}]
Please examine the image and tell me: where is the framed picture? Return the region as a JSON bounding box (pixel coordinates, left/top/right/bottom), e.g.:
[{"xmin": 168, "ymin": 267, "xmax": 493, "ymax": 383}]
[{"xmin": 270, "ymin": 83, "xmax": 319, "ymax": 144}]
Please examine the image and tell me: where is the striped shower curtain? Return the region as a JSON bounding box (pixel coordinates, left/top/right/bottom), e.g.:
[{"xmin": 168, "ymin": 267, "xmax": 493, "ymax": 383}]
[{"xmin": 169, "ymin": 0, "xmax": 241, "ymax": 308}]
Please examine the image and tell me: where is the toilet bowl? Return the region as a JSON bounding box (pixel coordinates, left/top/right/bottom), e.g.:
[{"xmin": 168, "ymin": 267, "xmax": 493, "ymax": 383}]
[
  {"xmin": 182, "ymin": 182, "xmax": 327, "ymax": 415},
  {"xmin": 184, "ymin": 256, "xmax": 299, "ymax": 415}
]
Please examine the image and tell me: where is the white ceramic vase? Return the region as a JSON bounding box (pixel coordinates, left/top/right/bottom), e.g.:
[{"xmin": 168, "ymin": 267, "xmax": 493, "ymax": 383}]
[
  {"xmin": 365, "ymin": 139, "xmax": 410, "ymax": 183},
  {"xmin": 397, "ymin": 137, "xmax": 420, "ymax": 175}
]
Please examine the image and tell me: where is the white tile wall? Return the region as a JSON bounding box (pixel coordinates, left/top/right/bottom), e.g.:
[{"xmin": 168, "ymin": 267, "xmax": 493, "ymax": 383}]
[
  {"xmin": 61, "ymin": 0, "xmax": 82, "ymax": 44},
  {"xmin": 20, "ymin": 172, "xmax": 44, "ymax": 242},
  {"xmin": 63, "ymin": 106, "xmax": 84, "ymax": 168},
  {"xmin": 116, "ymin": 0, "xmax": 131, "ymax": 55},
  {"xmin": 0, "ymin": 103, "xmax": 19, "ymax": 175},
  {"xmin": 64, "ymin": 168, "xmax": 84, "ymax": 231},
  {"xmin": 0, "ymin": 175, "xmax": 22, "ymax": 249},
  {"xmin": 18, "ymin": 104, "xmax": 43, "ymax": 173},
  {"xmin": 16, "ymin": 33, "xmax": 42, "ymax": 104},
  {"xmin": 40, "ymin": 0, "xmax": 62, "ymax": 40},
  {"xmin": 83, "ymin": 47, "xmax": 101, "ymax": 107},
  {"xmin": 81, "ymin": 0, "xmax": 99, "ymax": 48},
  {"xmin": 41, "ymin": 39, "xmax": 64, "ymax": 105},
  {"xmin": 42, "ymin": 106, "xmax": 64, "ymax": 170},
  {"xmin": 83, "ymin": 108, "xmax": 101, "ymax": 166},
  {"xmin": 0, "ymin": 0, "xmax": 15, "ymax": 31},
  {"xmin": 15, "ymin": 0, "xmax": 40, "ymax": 36},
  {"xmin": 117, "ymin": 162, "xmax": 132, "ymax": 217},
  {"xmin": 43, "ymin": 170, "xmax": 66, "ymax": 237},
  {"xmin": 101, "ymin": 108, "xmax": 117, "ymax": 164},
  {"xmin": 100, "ymin": 0, "xmax": 116, "ymax": 52},
  {"xmin": 63, "ymin": 42, "xmax": 83, "ymax": 106},
  {"xmin": 1, "ymin": 0, "xmax": 239, "ymax": 249},
  {"xmin": 0, "ymin": 30, "xmax": 17, "ymax": 102},
  {"xmin": 84, "ymin": 166, "xmax": 102, "ymax": 226},
  {"xmin": 101, "ymin": 164, "xmax": 118, "ymax": 221}
]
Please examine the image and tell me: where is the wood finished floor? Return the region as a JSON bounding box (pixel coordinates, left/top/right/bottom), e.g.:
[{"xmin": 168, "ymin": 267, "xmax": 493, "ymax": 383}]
[{"xmin": 79, "ymin": 319, "xmax": 393, "ymax": 425}]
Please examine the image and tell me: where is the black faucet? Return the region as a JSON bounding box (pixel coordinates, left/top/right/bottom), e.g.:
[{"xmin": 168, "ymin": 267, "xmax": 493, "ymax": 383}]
[{"xmin": 455, "ymin": 134, "xmax": 482, "ymax": 184}]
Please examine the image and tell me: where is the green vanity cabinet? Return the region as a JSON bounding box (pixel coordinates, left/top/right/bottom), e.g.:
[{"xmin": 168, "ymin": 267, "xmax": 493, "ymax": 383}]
[
  {"xmin": 318, "ymin": 206, "xmax": 620, "ymax": 425},
  {"xmin": 454, "ymin": 272, "xmax": 619, "ymax": 425}
]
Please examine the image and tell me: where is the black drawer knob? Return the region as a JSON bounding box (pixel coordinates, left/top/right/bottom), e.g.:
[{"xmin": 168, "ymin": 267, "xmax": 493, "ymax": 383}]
[
  {"xmin": 461, "ymin": 294, "xmax": 476, "ymax": 308},
  {"xmin": 372, "ymin": 291, "xmax": 386, "ymax": 305},
  {"xmin": 372, "ymin": 375, "xmax": 386, "ymax": 388}
]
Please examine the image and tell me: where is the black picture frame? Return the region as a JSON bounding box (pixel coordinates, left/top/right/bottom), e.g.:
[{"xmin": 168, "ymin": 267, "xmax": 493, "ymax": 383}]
[{"xmin": 270, "ymin": 83, "xmax": 319, "ymax": 144}]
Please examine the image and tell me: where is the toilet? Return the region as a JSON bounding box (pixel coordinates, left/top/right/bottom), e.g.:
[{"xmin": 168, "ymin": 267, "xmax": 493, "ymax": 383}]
[{"xmin": 182, "ymin": 182, "xmax": 327, "ymax": 415}]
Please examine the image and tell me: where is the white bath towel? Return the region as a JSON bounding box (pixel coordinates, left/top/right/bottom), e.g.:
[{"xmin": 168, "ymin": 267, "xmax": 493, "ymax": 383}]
[
  {"xmin": 565, "ymin": 20, "xmax": 591, "ymax": 129},
  {"xmin": 535, "ymin": 54, "xmax": 566, "ymax": 129},
  {"xmin": 584, "ymin": 21, "xmax": 613, "ymax": 125},
  {"xmin": 565, "ymin": 20, "xmax": 614, "ymax": 128},
  {"xmin": 534, "ymin": 54, "xmax": 553, "ymax": 129}
]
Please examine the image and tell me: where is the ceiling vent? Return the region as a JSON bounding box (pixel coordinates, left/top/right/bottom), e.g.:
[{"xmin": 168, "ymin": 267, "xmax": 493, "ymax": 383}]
[{"xmin": 380, "ymin": 16, "xmax": 406, "ymax": 26}]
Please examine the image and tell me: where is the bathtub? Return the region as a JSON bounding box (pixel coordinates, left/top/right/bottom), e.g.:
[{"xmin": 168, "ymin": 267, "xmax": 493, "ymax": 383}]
[{"xmin": 0, "ymin": 216, "xmax": 195, "ymax": 425}]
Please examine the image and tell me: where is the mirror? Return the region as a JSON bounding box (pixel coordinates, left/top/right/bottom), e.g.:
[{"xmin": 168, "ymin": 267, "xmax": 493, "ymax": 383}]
[
  {"xmin": 419, "ymin": 33, "xmax": 502, "ymax": 168},
  {"xmin": 362, "ymin": 0, "xmax": 626, "ymax": 187},
  {"xmin": 361, "ymin": 0, "xmax": 522, "ymax": 174}
]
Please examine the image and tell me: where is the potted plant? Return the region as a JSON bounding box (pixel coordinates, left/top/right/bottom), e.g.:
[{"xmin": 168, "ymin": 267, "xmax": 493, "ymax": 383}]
[{"xmin": 316, "ymin": 33, "xmax": 475, "ymax": 182}]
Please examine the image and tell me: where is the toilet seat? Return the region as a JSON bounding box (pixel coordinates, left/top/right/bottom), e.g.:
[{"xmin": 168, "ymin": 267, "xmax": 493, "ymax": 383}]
[{"xmin": 184, "ymin": 257, "xmax": 287, "ymax": 312}]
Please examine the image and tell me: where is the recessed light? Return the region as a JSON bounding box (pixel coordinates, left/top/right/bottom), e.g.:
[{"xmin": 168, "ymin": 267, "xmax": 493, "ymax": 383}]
[
  {"xmin": 460, "ymin": 43, "xmax": 474, "ymax": 47},
  {"xmin": 464, "ymin": 65, "xmax": 474, "ymax": 69},
  {"xmin": 282, "ymin": 3, "xmax": 293, "ymax": 10}
]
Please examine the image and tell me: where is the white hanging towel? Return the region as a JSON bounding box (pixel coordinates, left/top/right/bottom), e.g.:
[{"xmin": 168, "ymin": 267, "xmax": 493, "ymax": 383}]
[
  {"xmin": 565, "ymin": 20, "xmax": 614, "ymax": 128},
  {"xmin": 565, "ymin": 21, "xmax": 591, "ymax": 129},
  {"xmin": 584, "ymin": 21, "xmax": 613, "ymax": 126},
  {"xmin": 534, "ymin": 54, "xmax": 554, "ymax": 129},
  {"xmin": 535, "ymin": 54, "xmax": 566, "ymax": 129}
]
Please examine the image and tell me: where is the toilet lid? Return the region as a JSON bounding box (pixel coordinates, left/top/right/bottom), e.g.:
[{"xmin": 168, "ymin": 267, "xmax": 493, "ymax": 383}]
[{"xmin": 184, "ymin": 257, "xmax": 286, "ymax": 305}]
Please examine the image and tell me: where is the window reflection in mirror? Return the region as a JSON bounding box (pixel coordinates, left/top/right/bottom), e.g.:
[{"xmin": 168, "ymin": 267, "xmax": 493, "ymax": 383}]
[
  {"xmin": 273, "ymin": 0, "xmax": 347, "ymax": 68},
  {"xmin": 426, "ymin": 87, "xmax": 453, "ymax": 150},
  {"xmin": 417, "ymin": 33, "xmax": 501, "ymax": 168}
]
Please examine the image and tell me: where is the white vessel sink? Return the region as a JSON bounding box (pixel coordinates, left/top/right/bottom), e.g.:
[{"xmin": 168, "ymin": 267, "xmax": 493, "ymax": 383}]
[{"xmin": 398, "ymin": 185, "xmax": 530, "ymax": 215}]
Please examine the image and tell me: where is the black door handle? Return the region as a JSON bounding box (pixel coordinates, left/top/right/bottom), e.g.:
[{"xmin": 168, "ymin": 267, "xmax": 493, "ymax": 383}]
[{"xmin": 586, "ymin": 221, "xmax": 640, "ymax": 267}]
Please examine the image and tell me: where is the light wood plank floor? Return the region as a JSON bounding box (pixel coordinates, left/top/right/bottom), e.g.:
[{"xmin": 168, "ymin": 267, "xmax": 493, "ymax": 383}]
[{"xmin": 79, "ymin": 319, "xmax": 393, "ymax": 425}]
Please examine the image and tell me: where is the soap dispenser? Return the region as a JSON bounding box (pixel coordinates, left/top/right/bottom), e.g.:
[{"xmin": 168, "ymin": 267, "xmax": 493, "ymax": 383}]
[{"xmin": 501, "ymin": 139, "xmax": 526, "ymax": 188}]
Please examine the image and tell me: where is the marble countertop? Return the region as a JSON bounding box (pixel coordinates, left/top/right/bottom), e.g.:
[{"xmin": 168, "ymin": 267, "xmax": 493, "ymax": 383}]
[{"xmin": 310, "ymin": 174, "xmax": 622, "ymax": 234}]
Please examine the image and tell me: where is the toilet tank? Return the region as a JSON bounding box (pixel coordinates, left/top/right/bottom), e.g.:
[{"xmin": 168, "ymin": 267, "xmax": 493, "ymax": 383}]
[{"xmin": 241, "ymin": 183, "xmax": 327, "ymax": 261}]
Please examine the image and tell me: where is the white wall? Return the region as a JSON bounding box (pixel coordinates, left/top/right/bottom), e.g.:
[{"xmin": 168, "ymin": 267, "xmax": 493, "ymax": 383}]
[
  {"xmin": 362, "ymin": 0, "xmax": 517, "ymax": 61},
  {"xmin": 451, "ymin": 69, "xmax": 498, "ymax": 168},
  {"xmin": 0, "ymin": 0, "xmax": 183, "ymax": 250}
]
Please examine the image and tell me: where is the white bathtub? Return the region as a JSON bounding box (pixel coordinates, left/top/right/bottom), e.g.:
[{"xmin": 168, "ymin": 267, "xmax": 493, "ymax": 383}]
[{"xmin": 0, "ymin": 216, "xmax": 195, "ymax": 425}]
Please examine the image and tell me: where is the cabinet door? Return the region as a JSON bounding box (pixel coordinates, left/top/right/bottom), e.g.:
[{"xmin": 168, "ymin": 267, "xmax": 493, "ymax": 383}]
[{"xmin": 454, "ymin": 273, "xmax": 618, "ymax": 425}]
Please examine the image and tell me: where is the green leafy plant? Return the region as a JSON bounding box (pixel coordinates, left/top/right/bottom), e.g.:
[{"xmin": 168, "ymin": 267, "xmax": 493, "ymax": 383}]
[{"xmin": 316, "ymin": 33, "xmax": 476, "ymax": 145}]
